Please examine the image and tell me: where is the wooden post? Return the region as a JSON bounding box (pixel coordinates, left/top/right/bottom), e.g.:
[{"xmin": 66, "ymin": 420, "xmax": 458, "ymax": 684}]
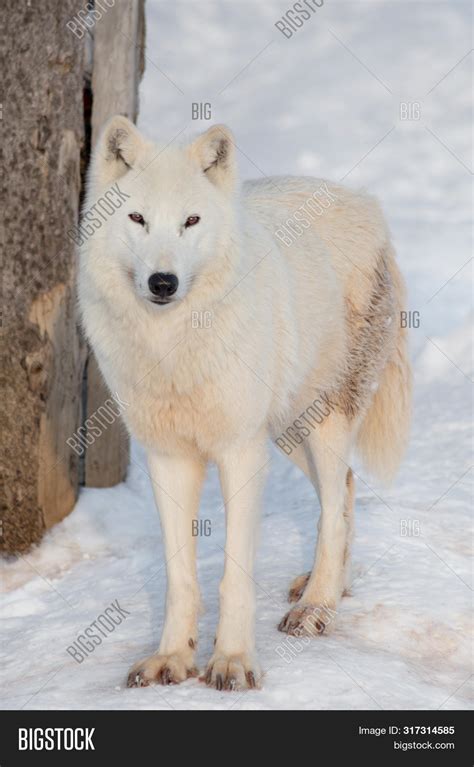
[
  {"xmin": 83, "ymin": 0, "xmax": 146, "ymax": 487},
  {"xmin": 2, "ymin": 1, "xmax": 86, "ymax": 552}
]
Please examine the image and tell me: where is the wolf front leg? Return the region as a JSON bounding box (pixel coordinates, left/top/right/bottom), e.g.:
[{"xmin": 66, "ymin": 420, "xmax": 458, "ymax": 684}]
[
  {"xmin": 127, "ymin": 451, "xmax": 205, "ymax": 687},
  {"xmin": 204, "ymin": 437, "xmax": 268, "ymax": 691}
]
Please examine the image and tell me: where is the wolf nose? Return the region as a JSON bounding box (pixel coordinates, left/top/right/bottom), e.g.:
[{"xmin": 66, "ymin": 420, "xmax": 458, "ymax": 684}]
[{"xmin": 148, "ymin": 272, "xmax": 179, "ymax": 298}]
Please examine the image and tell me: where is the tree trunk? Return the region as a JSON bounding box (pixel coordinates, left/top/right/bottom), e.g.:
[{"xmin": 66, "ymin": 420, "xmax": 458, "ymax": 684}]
[
  {"xmin": 2, "ymin": 1, "xmax": 86, "ymax": 553},
  {"xmin": 83, "ymin": 0, "xmax": 146, "ymax": 487}
]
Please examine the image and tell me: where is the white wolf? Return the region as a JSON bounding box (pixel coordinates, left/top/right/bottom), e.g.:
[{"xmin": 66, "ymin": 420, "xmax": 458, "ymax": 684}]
[{"xmin": 78, "ymin": 117, "xmax": 411, "ymax": 691}]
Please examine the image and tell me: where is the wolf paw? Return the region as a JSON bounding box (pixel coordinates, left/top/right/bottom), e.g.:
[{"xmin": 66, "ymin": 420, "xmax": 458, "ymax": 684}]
[
  {"xmin": 202, "ymin": 653, "xmax": 261, "ymax": 691},
  {"xmin": 278, "ymin": 602, "xmax": 335, "ymax": 636},
  {"xmin": 127, "ymin": 652, "xmax": 198, "ymax": 687},
  {"xmin": 288, "ymin": 572, "xmax": 311, "ymax": 602}
]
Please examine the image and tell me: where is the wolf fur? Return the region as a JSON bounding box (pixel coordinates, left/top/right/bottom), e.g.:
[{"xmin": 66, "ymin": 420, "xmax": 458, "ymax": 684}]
[{"xmin": 78, "ymin": 117, "xmax": 412, "ymax": 691}]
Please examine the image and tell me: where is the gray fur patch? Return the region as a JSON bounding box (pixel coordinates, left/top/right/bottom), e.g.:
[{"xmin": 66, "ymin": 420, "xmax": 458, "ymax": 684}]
[
  {"xmin": 334, "ymin": 249, "xmax": 397, "ymax": 419},
  {"xmin": 204, "ymin": 137, "xmax": 229, "ymax": 173},
  {"xmin": 108, "ymin": 128, "xmax": 131, "ymax": 167}
]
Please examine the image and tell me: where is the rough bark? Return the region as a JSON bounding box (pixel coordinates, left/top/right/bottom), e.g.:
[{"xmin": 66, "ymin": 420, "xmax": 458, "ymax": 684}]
[{"xmin": 2, "ymin": 2, "xmax": 86, "ymax": 552}]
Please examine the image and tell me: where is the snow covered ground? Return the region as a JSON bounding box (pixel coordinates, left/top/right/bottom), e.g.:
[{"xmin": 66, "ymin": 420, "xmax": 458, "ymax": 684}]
[{"xmin": 1, "ymin": 0, "xmax": 472, "ymax": 710}]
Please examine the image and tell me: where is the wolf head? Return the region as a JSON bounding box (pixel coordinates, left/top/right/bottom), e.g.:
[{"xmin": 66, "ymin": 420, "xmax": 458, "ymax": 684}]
[{"xmin": 81, "ymin": 116, "xmax": 238, "ymax": 309}]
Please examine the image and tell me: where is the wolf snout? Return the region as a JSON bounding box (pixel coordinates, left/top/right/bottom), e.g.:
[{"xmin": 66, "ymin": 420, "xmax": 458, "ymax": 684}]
[{"xmin": 148, "ymin": 272, "xmax": 179, "ymax": 301}]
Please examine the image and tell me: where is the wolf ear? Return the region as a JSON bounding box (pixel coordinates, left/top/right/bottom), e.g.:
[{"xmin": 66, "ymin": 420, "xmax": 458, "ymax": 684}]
[
  {"xmin": 90, "ymin": 115, "xmax": 144, "ymax": 186},
  {"xmin": 188, "ymin": 125, "xmax": 236, "ymax": 194}
]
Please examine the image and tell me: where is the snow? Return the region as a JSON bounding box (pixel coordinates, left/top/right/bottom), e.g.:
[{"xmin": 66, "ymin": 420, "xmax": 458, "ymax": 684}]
[{"xmin": 1, "ymin": 0, "xmax": 472, "ymax": 710}]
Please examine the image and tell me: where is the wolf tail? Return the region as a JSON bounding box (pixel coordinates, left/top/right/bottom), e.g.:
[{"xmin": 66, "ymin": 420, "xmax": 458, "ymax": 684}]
[{"xmin": 356, "ymin": 248, "xmax": 412, "ymax": 484}]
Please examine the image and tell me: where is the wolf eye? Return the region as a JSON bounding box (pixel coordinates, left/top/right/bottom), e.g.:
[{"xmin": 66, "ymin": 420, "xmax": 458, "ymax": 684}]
[
  {"xmin": 129, "ymin": 212, "xmax": 145, "ymax": 225},
  {"xmin": 185, "ymin": 215, "xmax": 200, "ymax": 228}
]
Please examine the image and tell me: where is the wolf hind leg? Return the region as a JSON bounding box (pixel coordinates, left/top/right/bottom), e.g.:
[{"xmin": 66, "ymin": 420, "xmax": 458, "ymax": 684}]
[
  {"xmin": 279, "ymin": 413, "xmax": 356, "ymax": 636},
  {"xmin": 287, "ymin": 467, "xmax": 354, "ymax": 604}
]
